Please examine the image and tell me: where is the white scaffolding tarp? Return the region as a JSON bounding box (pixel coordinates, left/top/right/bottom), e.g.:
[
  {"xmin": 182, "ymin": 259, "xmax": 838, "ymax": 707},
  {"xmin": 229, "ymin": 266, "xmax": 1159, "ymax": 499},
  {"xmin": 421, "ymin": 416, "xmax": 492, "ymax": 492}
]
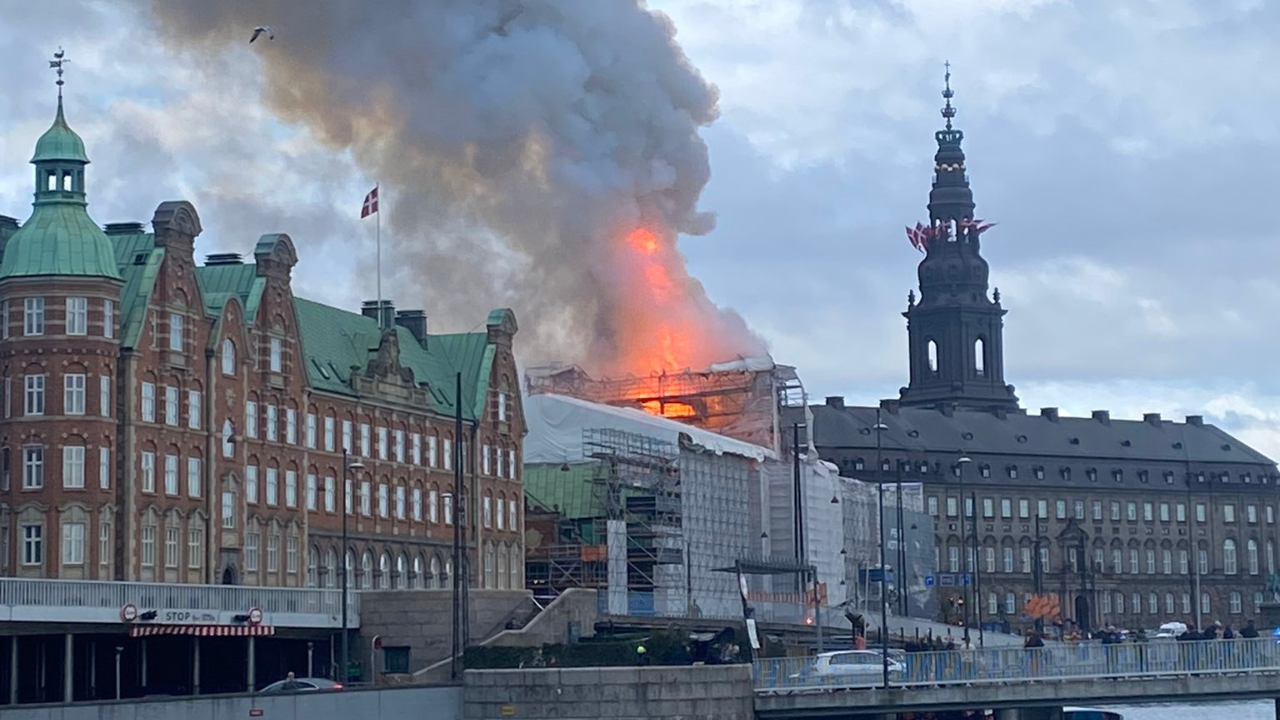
[{"xmin": 523, "ymin": 394, "xmax": 777, "ymax": 463}]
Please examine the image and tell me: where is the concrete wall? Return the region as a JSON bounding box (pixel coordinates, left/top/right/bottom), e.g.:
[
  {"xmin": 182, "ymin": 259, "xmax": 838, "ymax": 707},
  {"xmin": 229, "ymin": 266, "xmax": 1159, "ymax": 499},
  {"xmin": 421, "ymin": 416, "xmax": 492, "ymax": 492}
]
[
  {"xmin": 0, "ymin": 686, "xmax": 461, "ymax": 720},
  {"xmin": 411, "ymin": 588, "xmax": 601, "ymax": 684},
  {"xmin": 359, "ymin": 589, "xmax": 532, "ymax": 673},
  {"xmin": 463, "ymin": 665, "xmax": 753, "ymax": 720}
]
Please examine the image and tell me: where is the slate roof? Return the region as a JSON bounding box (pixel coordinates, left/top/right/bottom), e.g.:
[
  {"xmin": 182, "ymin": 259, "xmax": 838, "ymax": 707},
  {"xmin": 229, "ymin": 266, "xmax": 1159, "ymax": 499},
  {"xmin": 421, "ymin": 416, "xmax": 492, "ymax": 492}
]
[{"xmin": 807, "ymin": 403, "xmax": 1276, "ymax": 467}]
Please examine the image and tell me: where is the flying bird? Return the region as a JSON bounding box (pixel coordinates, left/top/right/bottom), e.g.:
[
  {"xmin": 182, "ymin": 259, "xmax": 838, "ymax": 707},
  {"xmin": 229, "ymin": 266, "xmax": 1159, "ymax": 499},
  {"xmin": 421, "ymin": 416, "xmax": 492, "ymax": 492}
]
[{"xmin": 250, "ymin": 26, "xmax": 275, "ymax": 43}]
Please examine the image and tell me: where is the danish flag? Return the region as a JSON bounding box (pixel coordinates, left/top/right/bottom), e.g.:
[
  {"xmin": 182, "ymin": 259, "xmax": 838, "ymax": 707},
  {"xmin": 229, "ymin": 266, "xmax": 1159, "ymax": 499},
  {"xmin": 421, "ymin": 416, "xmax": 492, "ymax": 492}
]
[{"xmin": 361, "ymin": 187, "xmax": 379, "ymax": 218}]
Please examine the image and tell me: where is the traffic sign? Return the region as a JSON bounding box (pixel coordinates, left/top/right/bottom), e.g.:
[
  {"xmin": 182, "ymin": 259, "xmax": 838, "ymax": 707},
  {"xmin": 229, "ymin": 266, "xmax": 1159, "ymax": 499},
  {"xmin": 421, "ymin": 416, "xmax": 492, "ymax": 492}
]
[
  {"xmin": 960, "ymin": 573, "xmax": 972, "ymax": 586},
  {"xmin": 924, "ymin": 575, "xmax": 936, "ymax": 587}
]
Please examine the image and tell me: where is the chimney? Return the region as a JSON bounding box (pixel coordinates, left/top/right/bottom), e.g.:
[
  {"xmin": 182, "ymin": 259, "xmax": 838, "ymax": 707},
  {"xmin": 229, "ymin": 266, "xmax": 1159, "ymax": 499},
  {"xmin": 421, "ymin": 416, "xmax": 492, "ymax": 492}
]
[
  {"xmin": 362, "ymin": 300, "xmax": 395, "ymax": 330},
  {"xmin": 1091, "ymin": 410, "xmax": 1110, "ymax": 425},
  {"xmin": 395, "ymin": 310, "xmax": 428, "ymax": 347},
  {"xmin": 879, "ymin": 399, "xmax": 900, "ymax": 414},
  {"xmin": 1186, "ymin": 415, "xmax": 1204, "ymax": 427},
  {"xmin": 104, "ymin": 222, "xmax": 145, "ymax": 235},
  {"xmin": 0, "ymin": 215, "xmax": 18, "ymax": 260},
  {"xmin": 825, "ymin": 396, "xmax": 844, "ymax": 410},
  {"xmin": 1040, "ymin": 407, "xmax": 1059, "ymax": 422},
  {"xmin": 204, "ymin": 253, "xmax": 244, "ymax": 266},
  {"xmin": 1143, "ymin": 412, "xmax": 1162, "ymax": 426}
]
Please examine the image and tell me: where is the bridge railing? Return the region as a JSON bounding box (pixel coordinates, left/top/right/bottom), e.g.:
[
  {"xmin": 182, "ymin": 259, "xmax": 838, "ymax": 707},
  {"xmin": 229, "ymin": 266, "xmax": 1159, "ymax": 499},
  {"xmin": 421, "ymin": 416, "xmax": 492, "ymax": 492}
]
[{"xmin": 753, "ymin": 638, "xmax": 1280, "ymax": 692}]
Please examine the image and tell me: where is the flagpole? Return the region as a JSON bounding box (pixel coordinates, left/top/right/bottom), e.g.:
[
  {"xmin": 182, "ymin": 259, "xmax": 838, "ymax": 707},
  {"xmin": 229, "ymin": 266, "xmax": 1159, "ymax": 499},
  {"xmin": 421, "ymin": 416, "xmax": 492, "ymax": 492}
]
[{"xmin": 375, "ymin": 182, "xmax": 383, "ymax": 329}]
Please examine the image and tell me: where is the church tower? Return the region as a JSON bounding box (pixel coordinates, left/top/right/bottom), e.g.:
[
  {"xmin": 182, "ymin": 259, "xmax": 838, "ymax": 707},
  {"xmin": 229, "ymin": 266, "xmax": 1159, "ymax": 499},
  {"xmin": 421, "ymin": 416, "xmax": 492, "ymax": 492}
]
[{"xmin": 898, "ymin": 67, "xmax": 1019, "ymax": 412}]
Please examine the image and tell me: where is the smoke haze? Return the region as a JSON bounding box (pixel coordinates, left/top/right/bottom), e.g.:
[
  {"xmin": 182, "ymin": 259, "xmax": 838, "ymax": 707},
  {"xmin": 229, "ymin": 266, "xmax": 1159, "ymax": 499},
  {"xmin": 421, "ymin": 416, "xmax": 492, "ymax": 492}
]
[{"xmin": 125, "ymin": 0, "xmax": 766, "ymax": 375}]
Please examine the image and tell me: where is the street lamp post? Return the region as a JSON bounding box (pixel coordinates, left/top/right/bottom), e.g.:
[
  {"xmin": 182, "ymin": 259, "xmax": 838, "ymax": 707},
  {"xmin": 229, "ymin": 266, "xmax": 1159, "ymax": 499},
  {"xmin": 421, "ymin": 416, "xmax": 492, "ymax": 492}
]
[
  {"xmin": 956, "ymin": 455, "xmax": 973, "ymax": 646},
  {"xmin": 872, "ymin": 411, "xmax": 889, "ymax": 688},
  {"xmin": 340, "ymin": 449, "xmax": 364, "ymax": 685},
  {"xmin": 896, "ymin": 464, "xmax": 908, "ymax": 617}
]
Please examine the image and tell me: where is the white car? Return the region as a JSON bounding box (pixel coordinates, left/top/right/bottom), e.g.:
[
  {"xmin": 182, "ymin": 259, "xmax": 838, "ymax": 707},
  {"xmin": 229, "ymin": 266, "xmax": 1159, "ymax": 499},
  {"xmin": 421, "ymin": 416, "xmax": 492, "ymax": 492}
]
[
  {"xmin": 1064, "ymin": 708, "xmax": 1124, "ymax": 720},
  {"xmin": 791, "ymin": 650, "xmax": 906, "ymax": 685}
]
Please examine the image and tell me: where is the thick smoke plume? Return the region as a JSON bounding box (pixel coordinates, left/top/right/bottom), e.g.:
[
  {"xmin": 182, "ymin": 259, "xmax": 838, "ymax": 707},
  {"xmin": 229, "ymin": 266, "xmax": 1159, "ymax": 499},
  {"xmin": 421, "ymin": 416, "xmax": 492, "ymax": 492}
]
[{"xmin": 128, "ymin": 0, "xmax": 766, "ymax": 376}]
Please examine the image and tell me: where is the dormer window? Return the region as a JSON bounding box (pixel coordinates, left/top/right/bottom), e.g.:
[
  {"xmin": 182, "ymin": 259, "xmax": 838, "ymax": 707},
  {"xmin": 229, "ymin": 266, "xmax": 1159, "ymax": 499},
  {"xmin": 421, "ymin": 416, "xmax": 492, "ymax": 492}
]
[
  {"xmin": 62, "ymin": 173, "xmax": 72, "ymax": 192},
  {"xmin": 1034, "ymin": 466, "xmax": 1045, "ymax": 480},
  {"xmin": 1061, "ymin": 467, "xmax": 1072, "ymax": 481},
  {"xmin": 168, "ymin": 313, "xmax": 183, "ymax": 352},
  {"xmin": 221, "ymin": 339, "xmax": 236, "ymax": 376},
  {"xmin": 853, "ymin": 458, "xmax": 864, "ymax": 471},
  {"xmin": 1007, "ymin": 466, "xmax": 1018, "ymax": 479},
  {"xmin": 1164, "ymin": 471, "xmax": 1175, "ymax": 484},
  {"xmin": 979, "ymin": 464, "xmax": 990, "ymax": 478}
]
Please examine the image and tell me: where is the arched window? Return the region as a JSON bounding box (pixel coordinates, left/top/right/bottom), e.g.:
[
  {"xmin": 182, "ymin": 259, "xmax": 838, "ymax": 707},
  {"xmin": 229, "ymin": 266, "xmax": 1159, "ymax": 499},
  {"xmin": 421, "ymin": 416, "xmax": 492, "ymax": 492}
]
[
  {"xmin": 222, "ymin": 418, "xmax": 235, "ymax": 459},
  {"xmin": 1201, "ymin": 592, "xmax": 1211, "ymax": 615},
  {"xmin": 431, "ymin": 555, "xmax": 442, "ymax": 590},
  {"xmin": 307, "ymin": 545, "xmax": 319, "ymax": 588},
  {"xmin": 379, "ymin": 552, "xmax": 390, "ymax": 589},
  {"xmin": 395, "ymin": 553, "xmax": 407, "ymax": 589},
  {"xmin": 974, "ymin": 338, "xmax": 985, "ymax": 377},
  {"xmin": 1224, "ymin": 539, "xmax": 1238, "ymax": 575},
  {"xmin": 325, "ymin": 548, "xmax": 337, "ymax": 589},
  {"xmin": 497, "ymin": 543, "xmax": 508, "ymax": 589},
  {"xmin": 926, "ymin": 340, "xmax": 938, "ymax": 374},
  {"xmin": 1164, "ymin": 593, "xmax": 1175, "ymax": 616},
  {"xmin": 413, "ymin": 555, "xmax": 424, "ymax": 589},
  {"xmin": 1269, "ymin": 540, "xmax": 1276, "ymax": 575},
  {"xmin": 221, "ymin": 338, "xmax": 236, "ymax": 375},
  {"xmin": 484, "ymin": 541, "xmax": 496, "ymax": 589},
  {"xmin": 443, "ymin": 558, "xmax": 452, "ymax": 585},
  {"xmin": 509, "ymin": 545, "xmax": 520, "ymax": 589},
  {"xmin": 360, "ymin": 551, "xmax": 373, "ymax": 589},
  {"xmin": 1248, "ymin": 539, "xmax": 1259, "ymax": 575},
  {"xmin": 1230, "ymin": 591, "xmax": 1243, "ymax": 615}
]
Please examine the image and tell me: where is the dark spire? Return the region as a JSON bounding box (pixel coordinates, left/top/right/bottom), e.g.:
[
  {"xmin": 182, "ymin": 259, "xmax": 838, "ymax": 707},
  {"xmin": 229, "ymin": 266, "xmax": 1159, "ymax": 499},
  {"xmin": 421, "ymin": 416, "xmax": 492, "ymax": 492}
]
[
  {"xmin": 50, "ymin": 46, "xmax": 68, "ymax": 100},
  {"xmin": 941, "ymin": 60, "xmax": 956, "ymax": 130},
  {"xmin": 899, "ymin": 63, "xmax": 1018, "ymax": 413}
]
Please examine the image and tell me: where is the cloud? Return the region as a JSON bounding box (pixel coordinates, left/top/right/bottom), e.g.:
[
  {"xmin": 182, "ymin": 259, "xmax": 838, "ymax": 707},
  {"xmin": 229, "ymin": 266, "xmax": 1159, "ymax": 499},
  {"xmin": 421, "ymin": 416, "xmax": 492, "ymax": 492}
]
[{"xmin": 2, "ymin": 0, "xmax": 1278, "ymax": 461}]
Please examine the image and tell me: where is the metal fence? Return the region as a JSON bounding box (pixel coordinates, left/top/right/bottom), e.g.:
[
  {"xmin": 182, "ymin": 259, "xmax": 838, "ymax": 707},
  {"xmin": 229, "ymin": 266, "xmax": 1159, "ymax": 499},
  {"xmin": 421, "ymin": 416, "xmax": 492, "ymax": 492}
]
[
  {"xmin": 0, "ymin": 577, "xmax": 357, "ymax": 624},
  {"xmin": 753, "ymin": 638, "xmax": 1280, "ymax": 691}
]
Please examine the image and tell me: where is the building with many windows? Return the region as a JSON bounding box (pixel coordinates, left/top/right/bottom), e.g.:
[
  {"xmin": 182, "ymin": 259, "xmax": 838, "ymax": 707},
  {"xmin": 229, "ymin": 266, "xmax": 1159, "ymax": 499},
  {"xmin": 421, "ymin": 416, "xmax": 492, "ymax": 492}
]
[
  {"xmin": 0, "ymin": 93, "xmax": 525, "ymax": 592},
  {"xmin": 801, "ymin": 77, "xmax": 1279, "ymax": 633}
]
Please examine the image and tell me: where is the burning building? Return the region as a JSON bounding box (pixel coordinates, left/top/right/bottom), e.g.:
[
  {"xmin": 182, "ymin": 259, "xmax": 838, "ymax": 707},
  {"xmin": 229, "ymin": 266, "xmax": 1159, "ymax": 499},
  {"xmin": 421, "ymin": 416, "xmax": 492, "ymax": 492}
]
[{"xmin": 525, "ymin": 356, "xmax": 802, "ymax": 455}]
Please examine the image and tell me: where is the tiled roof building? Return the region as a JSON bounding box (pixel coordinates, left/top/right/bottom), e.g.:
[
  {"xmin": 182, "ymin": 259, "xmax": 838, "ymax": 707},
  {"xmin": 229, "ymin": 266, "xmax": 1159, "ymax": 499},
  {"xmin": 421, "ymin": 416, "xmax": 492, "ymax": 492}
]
[
  {"xmin": 0, "ymin": 96, "xmax": 524, "ymax": 592},
  {"xmin": 803, "ymin": 74, "xmax": 1280, "ymax": 633}
]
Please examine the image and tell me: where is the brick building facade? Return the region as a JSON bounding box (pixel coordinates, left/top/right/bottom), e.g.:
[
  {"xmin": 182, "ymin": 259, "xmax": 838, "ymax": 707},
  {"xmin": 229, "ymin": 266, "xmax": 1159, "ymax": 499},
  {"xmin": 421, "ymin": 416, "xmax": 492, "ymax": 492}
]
[
  {"xmin": 801, "ymin": 76, "xmax": 1280, "ymax": 632},
  {"xmin": 0, "ymin": 95, "xmax": 524, "ymax": 591}
]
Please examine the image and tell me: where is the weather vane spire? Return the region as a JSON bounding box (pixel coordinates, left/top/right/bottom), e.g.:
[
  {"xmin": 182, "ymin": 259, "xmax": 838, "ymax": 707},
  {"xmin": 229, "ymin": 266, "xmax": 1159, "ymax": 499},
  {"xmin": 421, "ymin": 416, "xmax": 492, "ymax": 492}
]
[
  {"xmin": 941, "ymin": 60, "xmax": 956, "ymax": 130},
  {"xmin": 50, "ymin": 47, "xmax": 69, "ymax": 99}
]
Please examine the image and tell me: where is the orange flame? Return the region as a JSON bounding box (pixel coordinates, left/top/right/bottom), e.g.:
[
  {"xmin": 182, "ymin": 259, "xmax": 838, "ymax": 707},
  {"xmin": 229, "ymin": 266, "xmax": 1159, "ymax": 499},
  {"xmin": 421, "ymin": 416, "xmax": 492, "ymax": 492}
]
[{"xmin": 596, "ymin": 225, "xmax": 765, "ymax": 395}]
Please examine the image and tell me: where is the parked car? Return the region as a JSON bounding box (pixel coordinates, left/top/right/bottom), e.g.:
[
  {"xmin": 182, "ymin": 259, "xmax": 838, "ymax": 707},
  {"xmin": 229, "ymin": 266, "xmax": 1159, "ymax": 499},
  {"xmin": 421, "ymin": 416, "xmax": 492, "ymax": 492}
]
[
  {"xmin": 258, "ymin": 677, "xmax": 344, "ymax": 694},
  {"xmin": 1064, "ymin": 708, "xmax": 1124, "ymax": 720},
  {"xmin": 790, "ymin": 650, "xmax": 905, "ymax": 685}
]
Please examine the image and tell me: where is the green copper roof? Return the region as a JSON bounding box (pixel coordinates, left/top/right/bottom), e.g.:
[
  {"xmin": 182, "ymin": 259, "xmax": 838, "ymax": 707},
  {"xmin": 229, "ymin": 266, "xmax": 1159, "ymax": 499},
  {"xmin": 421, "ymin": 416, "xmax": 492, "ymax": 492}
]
[
  {"xmin": 0, "ymin": 98, "xmax": 120, "ymax": 281},
  {"xmin": 111, "ymin": 232, "xmax": 163, "ymax": 347},
  {"xmin": 0, "ymin": 203, "xmax": 122, "ymax": 280},
  {"xmin": 292, "ymin": 297, "xmax": 493, "ymax": 418},
  {"xmin": 32, "ymin": 98, "xmax": 88, "ymax": 163}
]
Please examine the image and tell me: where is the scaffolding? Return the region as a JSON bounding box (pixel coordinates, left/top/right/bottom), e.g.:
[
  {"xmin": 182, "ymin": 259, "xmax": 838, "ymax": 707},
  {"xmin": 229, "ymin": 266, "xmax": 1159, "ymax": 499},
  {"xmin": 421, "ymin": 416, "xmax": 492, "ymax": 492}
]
[
  {"xmin": 584, "ymin": 428, "xmax": 684, "ymax": 597},
  {"xmin": 525, "ymin": 359, "xmax": 802, "ymax": 455}
]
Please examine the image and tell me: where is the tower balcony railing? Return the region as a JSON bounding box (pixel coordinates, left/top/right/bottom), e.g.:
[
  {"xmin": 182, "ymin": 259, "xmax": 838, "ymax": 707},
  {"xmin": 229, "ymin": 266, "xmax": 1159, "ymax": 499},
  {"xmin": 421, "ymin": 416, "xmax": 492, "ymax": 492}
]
[{"xmin": 0, "ymin": 576, "xmax": 358, "ymax": 629}]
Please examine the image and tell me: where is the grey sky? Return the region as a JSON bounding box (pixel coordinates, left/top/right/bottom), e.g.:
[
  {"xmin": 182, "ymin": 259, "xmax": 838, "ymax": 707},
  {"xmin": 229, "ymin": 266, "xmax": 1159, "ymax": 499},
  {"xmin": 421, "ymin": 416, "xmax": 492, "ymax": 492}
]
[{"xmin": 2, "ymin": 0, "xmax": 1278, "ymax": 456}]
